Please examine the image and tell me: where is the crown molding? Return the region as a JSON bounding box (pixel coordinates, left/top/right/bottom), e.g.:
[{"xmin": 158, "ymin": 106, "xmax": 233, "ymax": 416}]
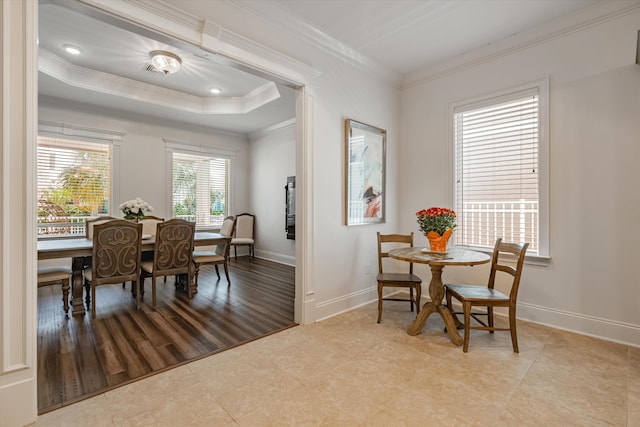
[
  {"xmin": 249, "ymin": 118, "xmax": 296, "ymax": 141},
  {"xmin": 78, "ymin": 0, "xmax": 321, "ymax": 84},
  {"xmin": 402, "ymin": 0, "xmax": 640, "ymax": 88},
  {"xmin": 39, "ymin": 48, "xmax": 281, "ymax": 114},
  {"xmin": 224, "ymin": 0, "xmax": 402, "ymax": 88}
]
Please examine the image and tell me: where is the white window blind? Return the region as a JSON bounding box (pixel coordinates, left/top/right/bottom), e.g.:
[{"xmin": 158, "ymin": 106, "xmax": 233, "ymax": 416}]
[
  {"xmin": 37, "ymin": 136, "xmax": 111, "ymax": 236},
  {"xmin": 454, "ymin": 89, "xmax": 539, "ymax": 253},
  {"xmin": 172, "ymin": 151, "xmax": 229, "ymax": 229}
]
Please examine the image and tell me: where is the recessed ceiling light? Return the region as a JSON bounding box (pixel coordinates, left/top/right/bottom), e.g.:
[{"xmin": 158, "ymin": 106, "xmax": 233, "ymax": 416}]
[
  {"xmin": 63, "ymin": 44, "xmax": 82, "ymax": 55},
  {"xmin": 210, "ymin": 88, "xmax": 222, "ymax": 95}
]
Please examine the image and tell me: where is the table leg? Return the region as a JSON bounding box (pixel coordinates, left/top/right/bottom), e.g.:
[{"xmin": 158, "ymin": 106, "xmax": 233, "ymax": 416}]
[
  {"xmin": 407, "ymin": 264, "xmax": 463, "ymax": 346},
  {"xmin": 70, "ymin": 256, "xmax": 88, "ymax": 316}
]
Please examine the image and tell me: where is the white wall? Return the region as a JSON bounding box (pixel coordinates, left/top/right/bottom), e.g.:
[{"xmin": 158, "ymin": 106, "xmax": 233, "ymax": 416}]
[
  {"xmin": 249, "ymin": 122, "xmax": 296, "ymax": 265},
  {"xmin": 400, "ymin": 4, "xmax": 640, "ymax": 345},
  {"xmin": 38, "ymin": 97, "xmax": 251, "ymax": 219}
]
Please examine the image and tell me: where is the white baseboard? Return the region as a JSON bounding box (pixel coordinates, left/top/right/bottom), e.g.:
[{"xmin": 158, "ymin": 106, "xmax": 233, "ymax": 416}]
[
  {"xmin": 250, "ymin": 249, "xmax": 295, "ymax": 266},
  {"xmin": 312, "ymin": 288, "xmax": 640, "ymax": 348},
  {"xmin": 517, "ymin": 302, "xmax": 640, "ymax": 348}
]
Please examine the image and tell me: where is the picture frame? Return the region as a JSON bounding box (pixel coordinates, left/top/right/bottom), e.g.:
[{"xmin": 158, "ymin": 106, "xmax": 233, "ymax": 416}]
[{"xmin": 344, "ymin": 119, "xmax": 386, "ymax": 226}]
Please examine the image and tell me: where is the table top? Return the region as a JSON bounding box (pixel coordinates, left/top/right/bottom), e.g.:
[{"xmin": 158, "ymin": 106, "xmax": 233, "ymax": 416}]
[
  {"xmin": 37, "ymin": 232, "xmax": 228, "ymax": 260},
  {"xmin": 389, "ymin": 247, "xmax": 491, "ymax": 266}
]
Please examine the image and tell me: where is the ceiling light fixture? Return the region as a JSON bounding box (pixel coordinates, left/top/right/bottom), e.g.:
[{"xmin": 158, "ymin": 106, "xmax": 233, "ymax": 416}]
[
  {"xmin": 63, "ymin": 44, "xmax": 82, "ymax": 55},
  {"xmin": 210, "ymin": 88, "xmax": 221, "ymax": 94},
  {"xmin": 150, "ymin": 50, "xmax": 182, "ymax": 75}
]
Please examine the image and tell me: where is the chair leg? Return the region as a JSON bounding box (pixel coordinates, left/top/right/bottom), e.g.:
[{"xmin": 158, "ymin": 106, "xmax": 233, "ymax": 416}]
[
  {"xmin": 377, "ymin": 282, "xmax": 383, "ymax": 323},
  {"xmin": 152, "ymin": 277, "xmax": 157, "ymax": 308},
  {"xmin": 234, "ymin": 245, "xmax": 237, "ymax": 260},
  {"xmin": 193, "ymin": 263, "xmax": 200, "ymax": 289},
  {"xmin": 135, "ymin": 279, "xmax": 140, "ymax": 310},
  {"xmin": 91, "ymin": 283, "xmax": 96, "ymax": 319},
  {"xmin": 488, "ymin": 306, "xmax": 495, "ymax": 333},
  {"xmin": 409, "ymin": 287, "xmax": 414, "ymax": 312},
  {"xmin": 214, "ymin": 264, "xmax": 220, "ymax": 279},
  {"xmin": 415, "ymin": 284, "xmax": 421, "ymax": 316},
  {"xmin": 61, "ymin": 278, "xmax": 70, "ymax": 313},
  {"xmin": 223, "ymin": 261, "xmax": 231, "ymax": 286},
  {"xmin": 462, "ymin": 301, "xmax": 471, "ymax": 352},
  {"xmin": 509, "ymin": 306, "xmax": 519, "ymax": 353},
  {"xmin": 84, "ymin": 279, "xmax": 91, "ymax": 305}
]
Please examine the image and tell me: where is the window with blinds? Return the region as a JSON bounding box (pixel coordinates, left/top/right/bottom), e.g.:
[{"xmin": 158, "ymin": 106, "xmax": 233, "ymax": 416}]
[
  {"xmin": 37, "ymin": 136, "xmax": 111, "ymax": 236},
  {"xmin": 454, "ymin": 88, "xmax": 540, "ymax": 253},
  {"xmin": 172, "ymin": 151, "xmax": 229, "ymax": 229}
]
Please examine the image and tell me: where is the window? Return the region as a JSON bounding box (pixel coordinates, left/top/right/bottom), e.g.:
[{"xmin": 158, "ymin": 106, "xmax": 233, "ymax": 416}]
[
  {"xmin": 171, "ymin": 151, "xmax": 229, "ymax": 229},
  {"xmin": 37, "ymin": 136, "xmax": 111, "ymax": 236},
  {"xmin": 453, "ymin": 81, "xmax": 548, "ymax": 257}
]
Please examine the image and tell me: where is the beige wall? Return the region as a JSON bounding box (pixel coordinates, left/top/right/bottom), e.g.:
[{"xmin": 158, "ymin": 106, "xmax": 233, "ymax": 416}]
[{"xmin": 400, "ymin": 3, "xmax": 640, "ymax": 344}]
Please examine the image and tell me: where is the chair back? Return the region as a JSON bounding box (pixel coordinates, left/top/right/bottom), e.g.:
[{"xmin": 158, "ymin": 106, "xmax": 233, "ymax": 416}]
[
  {"xmin": 91, "ymin": 219, "xmax": 142, "ymax": 286},
  {"xmin": 86, "ymin": 216, "xmax": 115, "ymax": 239},
  {"xmin": 377, "ymin": 232, "xmax": 415, "ymax": 274},
  {"xmin": 153, "ymin": 219, "xmax": 195, "ymax": 276},
  {"xmin": 215, "ymin": 216, "xmax": 236, "ymax": 256},
  {"xmin": 219, "ymin": 215, "xmax": 235, "ymax": 237},
  {"xmin": 234, "ymin": 213, "xmax": 254, "ymax": 239},
  {"xmin": 487, "ymin": 238, "xmax": 529, "ymax": 303},
  {"xmin": 140, "ymin": 215, "xmax": 165, "ymax": 236}
]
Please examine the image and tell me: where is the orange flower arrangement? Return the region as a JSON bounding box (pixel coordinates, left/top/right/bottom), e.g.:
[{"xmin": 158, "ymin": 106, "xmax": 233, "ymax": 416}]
[{"xmin": 416, "ymin": 207, "xmax": 457, "ymax": 237}]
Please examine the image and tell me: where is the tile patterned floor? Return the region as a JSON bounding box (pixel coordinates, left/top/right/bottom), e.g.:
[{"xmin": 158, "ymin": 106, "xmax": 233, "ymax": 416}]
[{"xmin": 34, "ymin": 301, "xmax": 640, "ymax": 426}]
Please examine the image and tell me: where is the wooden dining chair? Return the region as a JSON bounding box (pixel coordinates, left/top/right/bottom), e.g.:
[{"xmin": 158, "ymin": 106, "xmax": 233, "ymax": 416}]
[
  {"xmin": 83, "ymin": 219, "xmax": 143, "ymax": 318},
  {"xmin": 140, "ymin": 219, "xmax": 195, "ymax": 304},
  {"xmin": 85, "ymin": 216, "xmax": 115, "ymax": 239},
  {"xmin": 193, "ymin": 216, "xmax": 235, "ymax": 288},
  {"xmin": 231, "ymin": 213, "xmax": 255, "ymax": 259},
  {"xmin": 376, "ymin": 232, "xmax": 422, "ymax": 323},
  {"xmin": 37, "ymin": 266, "xmax": 72, "ymax": 313},
  {"xmin": 444, "ymin": 238, "xmax": 529, "ymax": 352}
]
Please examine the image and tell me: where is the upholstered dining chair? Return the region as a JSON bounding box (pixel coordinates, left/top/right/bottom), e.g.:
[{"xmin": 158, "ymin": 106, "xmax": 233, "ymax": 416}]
[
  {"xmin": 83, "ymin": 219, "xmax": 143, "ymax": 318},
  {"xmin": 193, "ymin": 216, "xmax": 235, "ymax": 287},
  {"xmin": 231, "ymin": 213, "xmax": 255, "ymax": 259},
  {"xmin": 37, "ymin": 266, "xmax": 72, "ymax": 313},
  {"xmin": 85, "ymin": 216, "xmax": 115, "ymax": 239},
  {"xmin": 444, "ymin": 238, "xmax": 529, "ymax": 353},
  {"xmin": 140, "ymin": 219, "xmax": 195, "ymax": 304},
  {"xmin": 139, "ymin": 215, "xmax": 164, "ymax": 237},
  {"xmin": 376, "ymin": 232, "xmax": 422, "ymax": 323}
]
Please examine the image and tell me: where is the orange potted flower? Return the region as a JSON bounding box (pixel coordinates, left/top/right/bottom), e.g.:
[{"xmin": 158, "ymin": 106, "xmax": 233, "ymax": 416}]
[{"xmin": 416, "ymin": 207, "xmax": 457, "ymax": 252}]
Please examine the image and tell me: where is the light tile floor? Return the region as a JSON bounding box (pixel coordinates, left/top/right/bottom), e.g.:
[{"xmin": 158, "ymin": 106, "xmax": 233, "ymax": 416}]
[{"xmin": 35, "ymin": 301, "xmax": 640, "ymax": 426}]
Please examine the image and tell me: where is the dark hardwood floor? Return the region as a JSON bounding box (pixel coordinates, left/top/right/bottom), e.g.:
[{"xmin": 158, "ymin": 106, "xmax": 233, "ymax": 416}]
[{"xmin": 37, "ymin": 257, "xmax": 296, "ymax": 414}]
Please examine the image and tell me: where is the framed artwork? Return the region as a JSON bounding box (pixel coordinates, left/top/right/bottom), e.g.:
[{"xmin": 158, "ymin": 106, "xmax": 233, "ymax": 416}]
[{"xmin": 345, "ymin": 119, "xmax": 386, "ymax": 226}]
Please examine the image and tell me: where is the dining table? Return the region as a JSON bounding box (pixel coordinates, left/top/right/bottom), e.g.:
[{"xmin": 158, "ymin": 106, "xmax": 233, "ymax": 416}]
[
  {"xmin": 388, "ymin": 247, "xmax": 490, "ymax": 345},
  {"xmin": 37, "ymin": 232, "xmax": 229, "ymax": 316}
]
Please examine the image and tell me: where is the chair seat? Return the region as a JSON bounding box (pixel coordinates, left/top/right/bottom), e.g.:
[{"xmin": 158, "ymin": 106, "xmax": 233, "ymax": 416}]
[
  {"xmin": 193, "ymin": 251, "xmax": 225, "ymax": 263},
  {"xmin": 83, "ymin": 267, "xmax": 93, "ymax": 281},
  {"xmin": 445, "ymin": 284, "xmax": 509, "ymax": 302},
  {"xmin": 141, "ymin": 260, "xmax": 154, "ymax": 274},
  {"xmin": 377, "ymin": 272, "xmax": 422, "ymax": 284},
  {"xmin": 37, "ymin": 266, "xmax": 72, "ymax": 283},
  {"xmin": 231, "ymin": 237, "xmax": 254, "ymax": 245}
]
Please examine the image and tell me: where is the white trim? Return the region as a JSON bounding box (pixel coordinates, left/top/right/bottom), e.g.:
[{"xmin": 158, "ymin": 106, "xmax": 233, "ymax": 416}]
[
  {"xmin": 403, "ymin": 1, "xmax": 640, "ymax": 87},
  {"xmin": 314, "ymin": 287, "xmax": 378, "ymax": 322},
  {"xmin": 449, "ymin": 77, "xmax": 550, "ymax": 258},
  {"xmin": 253, "ymin": 249, "xmax": 295, "ymax": 267},
  {"xmin": 518, "ymin": 302, "xmax": 640, "ymax": 348},
  {"xmin": 37, "ymin": 120, "xmax": 123, "ymax": 216},
  {"xmin": 249, "ymin": 118, "xmax": 296, "ymax": 141},
  {"xmin": 39, "ymin": 49, "xmax": 283, "ymax": 115},
  {"xmin": 163, "ymin": 138, "xmax": 238, "ymax": 159},
  {"xmin": 224, "ymin": 0, "xmax": 399, "ymax": 87}
]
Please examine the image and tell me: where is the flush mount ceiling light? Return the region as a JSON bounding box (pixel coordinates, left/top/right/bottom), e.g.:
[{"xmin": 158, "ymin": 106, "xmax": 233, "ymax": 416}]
[
  {"xmin": 210, "ymin": 88, "xmax": 221, "ymax": 95},
  {"xmin": 63, "ymin": 44, "xmax": 82, "ymax": 55},
  {"xmin": 150, "ymin": 50, "xmax": 182, "ymax": 75}
]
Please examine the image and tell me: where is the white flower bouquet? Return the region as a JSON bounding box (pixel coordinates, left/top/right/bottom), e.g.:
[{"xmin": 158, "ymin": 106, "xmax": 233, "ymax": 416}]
[{"xmin": 119, "ymin": 197, "xmax": 154, "ymax": 221}]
